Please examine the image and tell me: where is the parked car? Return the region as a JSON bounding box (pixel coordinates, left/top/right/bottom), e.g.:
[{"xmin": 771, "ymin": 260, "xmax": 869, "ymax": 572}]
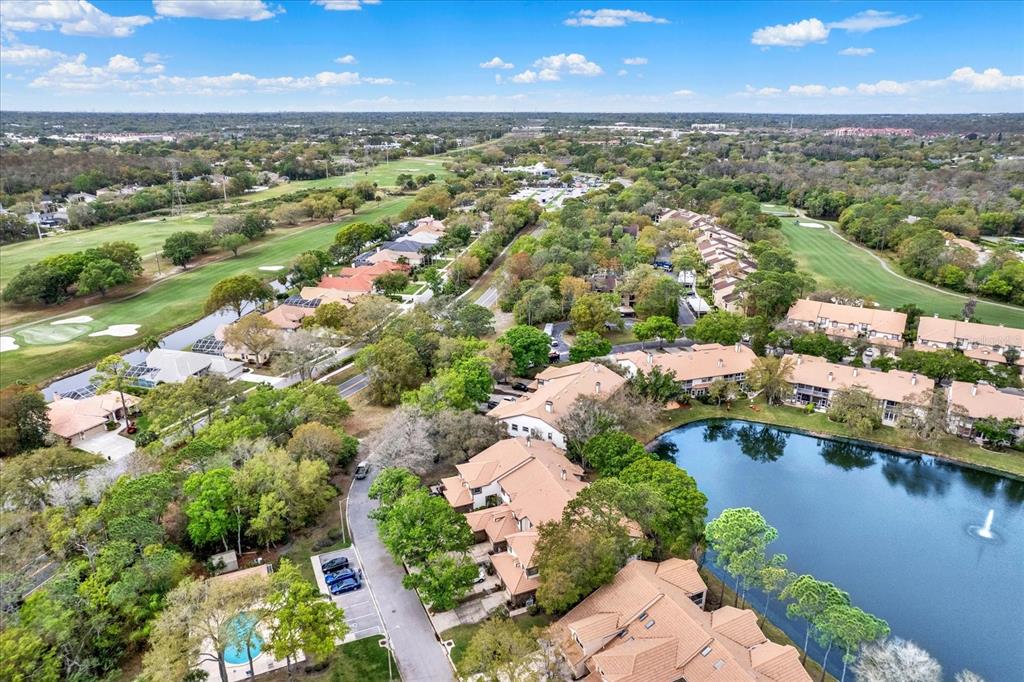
[
  {"xmin": 321, "ymin": 556, "xmax": 350, "ymax": 573},
  {"xmin": 329, "ymin": 575, "xmax": 362, "ymax": 594},
  {"xmin": 325, "ymin": 569, "xmax": 358, "ymax": 585},
  {"xmin": 354, "ymin": 461, "xmax": 370, "ymax": 479},
  {"xmin": 486, "ymin": 400, "xmax": 499, "ymax": 409},
  {"xmin": 473, "ymin": 565, "xmax": 487, "ymax": 584},
  {"xmin": 512, "ymin": 382, "xmax": 529, "ymax": 391}
]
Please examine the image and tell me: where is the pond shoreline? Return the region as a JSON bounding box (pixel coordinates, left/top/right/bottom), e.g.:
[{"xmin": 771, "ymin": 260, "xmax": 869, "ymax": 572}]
[{"xmin": 641, "ymin": 402, "xmax": 1024, "ymax": 480}]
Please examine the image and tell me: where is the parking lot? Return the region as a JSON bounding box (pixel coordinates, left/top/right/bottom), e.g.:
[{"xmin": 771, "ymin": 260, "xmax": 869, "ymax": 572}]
[{"xmin": 311, "ymin": 547, "xmax": 385, "ymax": 642}]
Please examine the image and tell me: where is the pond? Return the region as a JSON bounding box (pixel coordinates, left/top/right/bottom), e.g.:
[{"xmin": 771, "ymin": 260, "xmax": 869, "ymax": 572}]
[{"xmin": 655, "ymin": 420, "xmax": 1024, "ymax": 681}]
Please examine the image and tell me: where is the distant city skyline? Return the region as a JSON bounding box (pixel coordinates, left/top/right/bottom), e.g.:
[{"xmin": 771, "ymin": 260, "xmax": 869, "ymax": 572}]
[{"xmin": 1, "ymin": 0, "xmax": 1022, "ymax": 113}]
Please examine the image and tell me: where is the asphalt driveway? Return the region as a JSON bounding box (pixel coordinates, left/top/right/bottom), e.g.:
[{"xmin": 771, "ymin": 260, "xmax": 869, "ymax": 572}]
[
  {"xmin": 311, "ymin": 547, "xmax": 384, "ymax": 642},
  {"xmin": 347, "ymin": 473, "xmax": 455, "ymax": 682}
]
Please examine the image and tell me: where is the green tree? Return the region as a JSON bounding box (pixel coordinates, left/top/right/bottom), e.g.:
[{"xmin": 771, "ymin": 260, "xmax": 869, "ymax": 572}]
[
  {"xmin": 368, "ymin": 467, "xmax": 422, "ymax": 508},
  {"xmin": 358, "ymin": 337, "xmax": 427, "ymax": 406},
  {"xmin": 628, "ymin": 365, "xmax": 684, "ymax": 404},
  {"xmin": 569, "ymin": 331, "xmax": 612, "ymax": 362},
  {"xmin": 219, "ymin": 232, "xmax": 250, "ymax": 257},
  {"xmin": 267, "ymin": 558, "xmax": 350, "ymax": 677},
  {"xmin": 0, "ymin": 445, "xmax": 104, "ymax": 510},
  {"xmin": 205, "ymin": 274, "xmax": 275, "ymax": 318},
  {"xmin": 402, "ymin": 552, "xmax": 479, "ymax": 612},
  {"xmin": 0, "ymin": 385, "xmax": 50, "ymax": 456},
  {"xmin": 828, "ymin": 386, "xmax": 883, "ymax": 436},
  {"xmin": 224, "ymin": 313, "xmax": 278, "ymax": 364},
  {"xmin": 705, "ymin": 507, "xmax": 778, "ymax": 605},
  {"xmin": 162, "ymin": 231, "xmax": 204, "ymax": 269},
  {"xmin": 817, "ymin": 603, "xmax": 890, "ymax": 682},
  {"xmin": 619, "ymin": 457, "xmax": 708, "ymax": 558},
  {"xmin": 93, "ymin": 354, "xmax": 134, "ymax": 427},
  {"xmin": 569, "ymin": 293, "xmax": 621, "ymax": 334},
  {"xmin": 582, "ymin": 431, "xmax": 651, "ymax": 476},
  {"xmin": 498, "ymin": 325, "xmax": 551, "ymax": 375},
  {"xmin": 76, "ymin": 258, "xmax": 130, "ymax": 297},
  {"xmin": 781, "ymin": 575, "xmax": 851, "ymax": 663},
  {"xmin": 688, "ymin": 310, "xmax": 746, "ymax": 345},
  {"xmin": 286, "ymin": 422, "xmax": 358, "ymax": 466},
  {"xmin": 374, "ymin": 271, "xmax": 410, "ymax": 297},
  {"xmin": 183, "ymin": 468, "xmax": 240, "ymax": 552},
  {"xmin": 373, "ymin": 488, "xmax": 472, "ymax": 565},
  {"xmin": 705, "ymin": 378, "xmax": 739, "ymax": 406},
  {"xmin": 405, "ymin": 355, "xmax": 494, "ymax": 412},
  {"xmin": 460, "ymin": 617, "xmax": 540, "ymax": 681},
  {"xmin": 746, "ymin": 356, "xmax": 794, "ymax": 405},
  {"xmin": 633, "ymin": 315, "xmax": 680, "ymax": 347}
]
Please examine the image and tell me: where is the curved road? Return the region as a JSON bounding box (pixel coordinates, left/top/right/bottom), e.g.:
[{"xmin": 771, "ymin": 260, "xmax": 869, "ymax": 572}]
[{"xmin": 347, "ymin": 474, "xmax": 455, "ymax": 681}]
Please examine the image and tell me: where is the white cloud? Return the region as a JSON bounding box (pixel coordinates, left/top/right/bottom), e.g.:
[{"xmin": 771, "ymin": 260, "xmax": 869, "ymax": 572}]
[
  {"xmin": 0, "ymin": 43, "xmax": 66, "ymax": 65},
  {"xmin": 751, "ymin": 18, "xmax": 829, "ymax": 47},
  {"xmin": 788, "ymin": 84, "xmax": 829, "ymax": 97},
  {"xmin": 153, "ymin": 1, "xmax": 281, "ymax": 21},
  {"xmin": 106, "ymin": 54, "xmax": 141, "ymax": 73},
  {"xmin": 479, "ymin": 56, "xmax": 513, "ymax": 70},
  {"xmin": 829, "ymin": 10, "xmax": 918, "ymax": 33},
  {"xmin": 143, "ymin": 52, "xmax": 164, "ymax": 64},
  {"xmin": 533, "ymin": 53, "xmax": 603, "ymax": 76},
  {"xmin": 623, "ymin": 56, "xmax": 648, "ymax": 65},
  {"xmin": 673, "ymin": 89, "xmax": 694, "ymax": 96},
  {"xmin": 0, "ymin": 0, "xmax": 153, "ymax": 37},
  {"xmin": 948, "ymin": 66, "xmax": 1024, "ymax": 92},
  {"xmin": 617, "ymin": 69, "xmax": 628, "ymax": 76},
  {"xmin": 564, "ymin": 9, "xmax": 668, "ymax": 28},
  {"xmin": 855, "ymin": 80, "xmax": 912, "ymax": 96},
  {"xmin": 335, "ymin": 54, "xmax": 357, "ymax": 64},
  {"xmin": 510, "ymin": 70, "xmax": 538, "ymax": 84},
  {"xmin": 839, "ymin": 47, "xmax": 875, "ymax": 57},
  {"xmin": 312, "ymin": 0, "xmax": 381, "ymax": 10},
  {"xmin": 28, "ymin": 53, "xmax": 396, "ymax": 95}
]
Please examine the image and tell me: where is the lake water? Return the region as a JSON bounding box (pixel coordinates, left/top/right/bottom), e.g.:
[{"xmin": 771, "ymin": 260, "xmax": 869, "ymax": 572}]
[{"xmin": 655, "ymin": 420, "xmax": 1024, "ymax": 681}]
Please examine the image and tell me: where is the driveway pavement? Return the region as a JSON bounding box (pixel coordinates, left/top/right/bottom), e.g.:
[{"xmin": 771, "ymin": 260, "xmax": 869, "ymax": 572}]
[
  {"xmin": 79, "ymin": 429, "xmax": 136, "ymax": 462},
  {"xmin": 347, "ymin": 473, "xmax": 455, "ymax": 682}
]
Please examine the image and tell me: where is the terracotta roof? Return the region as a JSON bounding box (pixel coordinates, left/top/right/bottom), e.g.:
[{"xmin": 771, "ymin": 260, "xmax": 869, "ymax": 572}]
[
  {"xmin": 317, "ymin": 273, "xmax": 376, "ymax": 294},
  {"xmin": 555, "ymin": 559, "xmax": 810, "ymax": 682},
  {"xmin": 614, "ymin": 344, "xmax": 756, "ymax": 386},
  {"xmin": 337, "ymin": 261, "xmax": 409, "ymax": 277},
  {"xmin": 262, "ymin": 304, "xmax": 317, "ymax": 330},
  {"xmin": 299, "ymin": 287, "xmax": 358, "ymax": 306},
  {"xmin": 917, "ymin": 316, "xmax": 1024, "ymax": 349},
  {"xmin": 487, "ymin": 362, "xmax": 626, "ymax": 428},
  {"xmin": 491, "ymin": 550, "xmax": 540, "ymax": 596},
  {"xmin": 440, "ymin": 475, "xmax": 471, "ymax": 507},
  {"xmin": 506, "ymin": 530, "xmax": 539, "ymax": 568},
  {"xmin": 47, "ymin": 392, "xmax": 139, "ymax": 439},
  {"xmin": 786, "ymin": 299, "xmax": 907, "ymax": 337},
  {"xmin": 656, "ymin": 558, "xmax": 709, "ymax": 595},
  {"xmin": 949, "ymin": 381, "xmax": 1024, "ymax": 423},
  {"xmin": 790, "ymin": 355, "xmax": 934, "ymax": 404},
  {"xmin": 962, "ymin": 346, "xmax": 1024, "ymax": 366}
]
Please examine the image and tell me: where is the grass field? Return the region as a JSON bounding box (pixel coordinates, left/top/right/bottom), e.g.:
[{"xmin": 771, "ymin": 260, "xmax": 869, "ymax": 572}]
[
  {"xmin": 235, "ymin": 156, "xmax": 451, "ymax": 203},
  {"xmin": 0, "ymin": 197, "xmax": 412, "ymax": 387},
  {"xmin": 0, "ymin": 214, "xmax": 215, "ymax": 290},
  {"xmin": 778, "ymin": 215, "xmax": 1024, "ymax": 327}
]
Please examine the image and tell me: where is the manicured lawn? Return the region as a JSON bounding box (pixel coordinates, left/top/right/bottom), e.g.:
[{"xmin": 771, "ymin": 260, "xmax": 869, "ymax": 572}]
[
  {"xmin": 632, "ymin": 399, "xmax": 1024, "ymax": 478},
  {"xmin": 1, "ymin": 197, "xmax": 412, "ymax": 387},
  {"xmin": 778, "ymin": 216, "xmax": 1024, "ymax": 327},
  {"xmin": 261, "ymin": 636, "xmax": 400, "ymax": 681},
  {"xmin": 441, "ymin": 613, "xmax": 554, "ymax": 673},
  {"xmin": 235, "ymin": 157, "xmax": 451, "ymax": 203},
  {"xmin": 0, "ymin": 214, "xmax": 215, "ymax": 290}
]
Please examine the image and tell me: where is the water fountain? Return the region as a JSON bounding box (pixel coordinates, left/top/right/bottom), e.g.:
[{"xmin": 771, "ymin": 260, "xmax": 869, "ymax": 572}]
[{"xmin": 969, "ymin": 508, "xmax": 1000, "ymax": 541}]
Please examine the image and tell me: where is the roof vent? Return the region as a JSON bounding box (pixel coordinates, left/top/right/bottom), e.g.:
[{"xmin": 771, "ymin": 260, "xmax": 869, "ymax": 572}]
[
  {"xmin": 595, "ymin": 381, "xmax": 601, "ymax": 394},
  {"xmin": 852, "ymin": 368, "xmax": 858, "ymax": 377},
  {"xmin": 544, "ymin": 400, "xmax": 553, "ymax": 413},
  {"xmin": 643, "ymin": 619, "xmax": 656, "ymax": 629},
  {"xmin": 713, "ymin": 660, "xmax": 726, "ymax": 670},
  {"xmin": 827, "ymin": 371, "xmax": 834, "ymax": 382},
  {"xmin": 700, "ymin": 646, "xmax": 713, "ymax": 657},
  {"xmin": 717, "ymin": 358, "xmax": 724, "ymax": 368},
  {"xmin": 911, "ymin": 373, "xmax": 917, "ymax": 385}
]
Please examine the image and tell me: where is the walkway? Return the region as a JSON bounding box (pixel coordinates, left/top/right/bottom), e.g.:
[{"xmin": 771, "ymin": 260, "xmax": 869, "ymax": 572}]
[{"xmin": 346, "ymin": 473, "xmax": 455, "ymax": 682}]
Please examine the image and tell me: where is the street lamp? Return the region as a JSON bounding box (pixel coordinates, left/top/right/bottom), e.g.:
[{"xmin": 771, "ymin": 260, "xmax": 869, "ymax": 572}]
[{"xmin": 377, "ymin": 636, "xmax": 393, "ymax": 681}]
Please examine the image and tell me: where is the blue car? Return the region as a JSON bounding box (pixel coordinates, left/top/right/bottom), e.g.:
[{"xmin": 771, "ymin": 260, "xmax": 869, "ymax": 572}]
[
  {"xmin": 329, "ymin": 575, "xmax": 362, "ymax": 594},
  {"xmin": 325, "ymin": 568, "xmax": 357, "ymax": 585}
]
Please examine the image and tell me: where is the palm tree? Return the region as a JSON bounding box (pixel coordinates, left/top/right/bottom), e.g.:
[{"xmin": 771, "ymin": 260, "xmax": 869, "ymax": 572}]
[
  {"xmin": 746, "ymin": 355, "xmax": 795, "ymax": 405},
  {"xmin": 142, "ymin": 335, "xmax": 163, "ymax": 352}
]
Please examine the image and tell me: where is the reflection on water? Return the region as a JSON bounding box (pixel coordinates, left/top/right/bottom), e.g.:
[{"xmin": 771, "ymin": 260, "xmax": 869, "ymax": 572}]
[{"xmin": 657, "ymin": 419, "xmax": 1023, "ymax": 682}]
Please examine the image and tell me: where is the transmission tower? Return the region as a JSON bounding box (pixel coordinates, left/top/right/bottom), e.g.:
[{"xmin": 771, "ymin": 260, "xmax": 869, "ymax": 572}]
[{"xmin": 169, "ymin": 159, "xmax": 185, "ymax": 216}]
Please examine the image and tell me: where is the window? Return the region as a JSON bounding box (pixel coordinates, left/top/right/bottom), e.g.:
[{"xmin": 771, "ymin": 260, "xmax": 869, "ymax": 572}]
[
  {"xmin": 511, "ymin": 424, "xmax": 519, "ymax": 431},
  {"xmin": 471, "ymin": 487, "xmax": 482, "ymax": 494},
  {"xmin": 547, "ymin": 432, "xmax": 553, "ymax": 440}
]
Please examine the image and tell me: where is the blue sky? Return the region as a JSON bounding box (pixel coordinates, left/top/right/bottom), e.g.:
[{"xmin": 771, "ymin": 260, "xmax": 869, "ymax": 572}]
[{"xmin": 1, "ymin": 0, "xmax": 1022, "ymax": 112}]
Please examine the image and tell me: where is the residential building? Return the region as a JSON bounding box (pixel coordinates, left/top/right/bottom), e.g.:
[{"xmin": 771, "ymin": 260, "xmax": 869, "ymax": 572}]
[
  {"xmin": 786, "ymin": 299, "xmax": 907, "ymax": 352},
  {"xmin": 553, "ymin": 558, "xmax": 810, "ymax": 682},
  {"xmin": 262, "ymin": 303, "xmax": 318, "ymax": 331},
  {"xmin": 439, "ymin": 438, "xmax": 587, "ymax": 605},
  {"xmin": 788, "ymin": 355, "xmax": 933, "ymax": 424},
  {"xmin": 613, "ymin": 343, "xmax": 757, "ymax": 396},
  {"xmin": 137, "ymin": 348, "xmax": 244, "ymax": 385},
  {"xmin": 916, "ymin": 316, "xmax": 1024, "ymax": 371},
  {"xmin": 947, "ymin": 381, "xmax": 1024, "ymax": 444},
  {"xmin": 47, "ymin": 392, "xmax": 140, "ymax": 444},
  {"xmin": 487, "ymin": 362, "xmax": 626, "ymax": 449}
]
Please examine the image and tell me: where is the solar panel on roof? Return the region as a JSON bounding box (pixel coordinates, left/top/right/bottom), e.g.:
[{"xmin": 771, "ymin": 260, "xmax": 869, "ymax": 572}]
[{"xmin": 282, "ymin": 296, "xmax": 320, "ymax": 308}]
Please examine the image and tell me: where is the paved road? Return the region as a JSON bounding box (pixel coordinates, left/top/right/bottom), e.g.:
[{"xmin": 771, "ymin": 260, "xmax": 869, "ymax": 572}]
[
  {"xmin": 347, "ymin": 474, "xmax": 455, "ymax": 682},
  {"xmin": 337, "ymin": 373, "xmax": 369, "ymax": 399},
  {"xmin": 476, "ymin": 286, "xmax": 498, "ymax": 308}
]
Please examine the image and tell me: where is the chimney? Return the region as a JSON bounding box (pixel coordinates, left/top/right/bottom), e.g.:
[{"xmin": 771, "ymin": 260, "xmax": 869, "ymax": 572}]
[
  {"xmin": 796, "ymin": 354, "xmax": 803, "ymax": 365},
  {"xmin": 595, "ymin": 381, "xmax": 602, "ymax": 394},
  {"xmin": 734, "ymin": 343, "xmax": 741, "ymax": 353},
  {"xmin": 544, "ymin": 400, "xmax": 553, "ymax": 413},
  {"xmin": 911, "ymin": 373, "xmax": 917, "ymax": 385},
  {"xmin": 646, "ymin": 351, "xmax": 653, "ymax": 365},
  {"xmin": 972, "ymin": 385, "xmax": 978, "ymax": 396},
  {"xmin": 717, "ymin": 358, "xmax": 724, "ymax": 368},
  {"xmin": 526, "ymin": 434, "xmax": 532, "ymax": 447},
  {"xmin": 560, "ymin": 467, "xmax": 567, "ymax": 481},
  {"xmin": 852, "ymin": 368, "xmax": 858, "ymax": 377},
  {"xmin": 827, "ymin": 371, "xmax": 834, "ymax": 383}
]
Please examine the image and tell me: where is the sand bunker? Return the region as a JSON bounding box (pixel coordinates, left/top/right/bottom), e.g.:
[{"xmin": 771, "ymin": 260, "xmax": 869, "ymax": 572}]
[
  {"xmin": 52, "ymin": 315, "xmax": 94, "ymax": 325},
  {"xmin": 0, "ymin": 336, "xmax": 19, "ymax": 352},
  {"xmin": 258, "ymin": 265, "xmax": 285, "ymax": 271},
  {"xmin": 89, "ymin": 324, "xmax": 141, "ymax": 338},
  {"xmin": 140, "ymin": 218, "xmax": 160, "ymax": 223},
  {"xmin": 798, "ymin": 222, "xmax": 825, "ymax": 228}
]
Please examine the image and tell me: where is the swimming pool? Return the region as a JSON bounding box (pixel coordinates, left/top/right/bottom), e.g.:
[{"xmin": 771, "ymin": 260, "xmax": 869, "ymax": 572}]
[{"xmin": 222, "ymin": 612, "xmax": 264, "ymax": 666}]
